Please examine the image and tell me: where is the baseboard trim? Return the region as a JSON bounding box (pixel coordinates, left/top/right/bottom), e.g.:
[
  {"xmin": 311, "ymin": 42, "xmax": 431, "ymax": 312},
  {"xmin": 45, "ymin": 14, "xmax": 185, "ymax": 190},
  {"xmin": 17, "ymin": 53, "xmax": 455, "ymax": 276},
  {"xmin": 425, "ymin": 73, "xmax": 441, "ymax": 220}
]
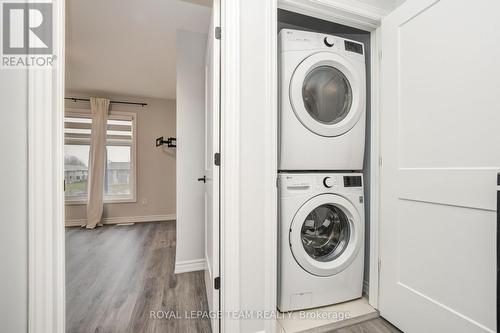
[
  {"xmin": 175, "ymin": 259, "xmax": 207, "ymax": 274},
  {"xmin": 65, "ymin": 214, "xmax": 176, "ymax": 227}
]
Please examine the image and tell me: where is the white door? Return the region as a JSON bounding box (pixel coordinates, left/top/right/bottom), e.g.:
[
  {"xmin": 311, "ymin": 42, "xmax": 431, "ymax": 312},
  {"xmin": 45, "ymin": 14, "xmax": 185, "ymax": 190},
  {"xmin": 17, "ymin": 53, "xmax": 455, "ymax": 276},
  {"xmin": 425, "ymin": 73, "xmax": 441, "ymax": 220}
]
[
  {"xmin": 203, "ymin": 1, "xmax": 220, "ymax": 332},
  {"xmin": 379, "ymin": 0, "xmax": 499, "ymax": 332}
]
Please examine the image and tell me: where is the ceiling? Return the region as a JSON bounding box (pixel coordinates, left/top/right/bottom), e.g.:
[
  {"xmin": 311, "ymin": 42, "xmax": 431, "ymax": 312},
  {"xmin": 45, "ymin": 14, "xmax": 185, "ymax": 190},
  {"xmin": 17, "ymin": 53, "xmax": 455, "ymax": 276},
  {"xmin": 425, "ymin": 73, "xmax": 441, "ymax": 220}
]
[
  {"xmin": 66, "ymin": 0, "xmax": 403, "ymax": 100},
  {"xmin": 65, "ymin": 0, "xmax": 211, "ymax": 100},
  {"xmin": 354, "ymin": 0, "xmax": 406, "ymax": 12}
]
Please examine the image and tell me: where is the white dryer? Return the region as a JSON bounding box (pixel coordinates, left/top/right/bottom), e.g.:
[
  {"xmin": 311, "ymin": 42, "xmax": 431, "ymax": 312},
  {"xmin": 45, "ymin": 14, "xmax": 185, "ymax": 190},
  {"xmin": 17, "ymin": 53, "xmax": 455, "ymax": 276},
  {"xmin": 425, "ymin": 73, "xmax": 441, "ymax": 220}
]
[
  {"xmin": 279, "ymin": 29, "xmax": 366, "ymax": 171},
  {"xmin": 278, "ymin": 172, "xmax": 364, "ymax": 312}
]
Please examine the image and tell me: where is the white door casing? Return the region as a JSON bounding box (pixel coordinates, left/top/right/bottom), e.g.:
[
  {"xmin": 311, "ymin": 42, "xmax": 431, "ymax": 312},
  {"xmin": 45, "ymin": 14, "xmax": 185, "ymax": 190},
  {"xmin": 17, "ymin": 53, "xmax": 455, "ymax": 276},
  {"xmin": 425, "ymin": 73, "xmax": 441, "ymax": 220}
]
[
  {"xmin": 204, "ymin": 2, "xmax": 221, "ymax": 332},
  {"xmin": 379, "ymin": 0, "xmax": 499, "ymax": 332}
]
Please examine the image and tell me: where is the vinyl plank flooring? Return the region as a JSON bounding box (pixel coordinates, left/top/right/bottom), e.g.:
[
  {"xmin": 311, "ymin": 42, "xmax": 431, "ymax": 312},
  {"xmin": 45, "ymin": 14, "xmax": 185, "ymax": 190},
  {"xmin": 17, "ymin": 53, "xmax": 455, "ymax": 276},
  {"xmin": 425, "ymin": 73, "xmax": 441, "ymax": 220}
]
[
  {"xmin": 328, "ymin": 318, "xmax": 402, "ymax": 333},
  {"xmin": 66, "ymin": 222, "xmax": 211, "ymax": 333}
]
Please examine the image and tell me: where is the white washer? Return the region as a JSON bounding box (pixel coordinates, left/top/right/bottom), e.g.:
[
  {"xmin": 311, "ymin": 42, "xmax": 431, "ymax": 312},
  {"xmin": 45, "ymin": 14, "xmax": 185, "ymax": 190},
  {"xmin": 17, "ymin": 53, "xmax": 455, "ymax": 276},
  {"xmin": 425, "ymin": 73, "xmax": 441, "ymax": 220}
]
[
  {"xmin": 278, "ymin": 172, "xmax": 364, "ymax": 312},
  {"xmin": 279, "ymin": 29, "xmax": 366, "ymax": 171}
]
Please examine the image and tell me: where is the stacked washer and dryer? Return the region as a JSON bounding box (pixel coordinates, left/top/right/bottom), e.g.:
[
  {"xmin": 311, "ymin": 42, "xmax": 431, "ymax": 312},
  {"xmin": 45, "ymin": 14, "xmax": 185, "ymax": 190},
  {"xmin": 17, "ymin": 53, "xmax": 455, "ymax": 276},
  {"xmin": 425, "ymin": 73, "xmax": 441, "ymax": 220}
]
[{"xmin": 278, "ymin": 29, "xmax": 367, "ymax": 312}]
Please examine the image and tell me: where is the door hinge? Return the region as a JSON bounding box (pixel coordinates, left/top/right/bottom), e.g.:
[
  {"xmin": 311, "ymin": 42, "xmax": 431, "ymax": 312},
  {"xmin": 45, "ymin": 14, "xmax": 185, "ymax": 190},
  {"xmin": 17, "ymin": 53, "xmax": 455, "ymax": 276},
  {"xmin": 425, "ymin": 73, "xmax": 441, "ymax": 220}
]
[
  {"xmin": 214, "ymin": 276, "xmax": 220, "ymax": 290},
  {"xmin": 215, "ymin": 27, "xmax": 221, "ymax": 40},
  {"xmin": 214, "ymin": 152, "xmax": 221, "ymax": 166},
  {"xmin": 379, "ymin": 156, "xmax": 383, "ymax": 166},
  {"xmin": 379, "ymin": 50, "xmax": 382, "ymax": 60},
  {"xmin": 276, "ymin": 177, "xmax": 280, "ymax": 188}
]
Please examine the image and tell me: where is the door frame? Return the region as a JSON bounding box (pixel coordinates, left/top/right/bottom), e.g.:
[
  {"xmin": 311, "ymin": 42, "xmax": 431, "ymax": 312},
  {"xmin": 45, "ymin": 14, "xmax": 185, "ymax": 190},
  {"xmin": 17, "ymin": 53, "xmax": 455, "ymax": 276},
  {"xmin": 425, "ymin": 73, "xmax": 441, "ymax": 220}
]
[
  {"xmin": 219, "ymin": 0, "xmax": 242, "ymax": 332},
  {"xmin": 28, "ymin": 1, "xmax": 383, "ymax": 333},
  {"xmin": 27, "ymin": 0, "xmax": 65, "ymax": 331},
  {"xmin": 27, "ymin": 1, "xmax": 238, "ymax": 333}
]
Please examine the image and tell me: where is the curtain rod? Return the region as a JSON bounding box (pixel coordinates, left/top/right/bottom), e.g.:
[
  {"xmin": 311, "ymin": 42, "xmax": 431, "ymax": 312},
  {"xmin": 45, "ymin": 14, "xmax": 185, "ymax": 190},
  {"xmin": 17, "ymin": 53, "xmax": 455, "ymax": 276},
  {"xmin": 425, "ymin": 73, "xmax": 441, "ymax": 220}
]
[{"xmin": 65, "ymin": 97, "xmax": 147, "ymax": 107}]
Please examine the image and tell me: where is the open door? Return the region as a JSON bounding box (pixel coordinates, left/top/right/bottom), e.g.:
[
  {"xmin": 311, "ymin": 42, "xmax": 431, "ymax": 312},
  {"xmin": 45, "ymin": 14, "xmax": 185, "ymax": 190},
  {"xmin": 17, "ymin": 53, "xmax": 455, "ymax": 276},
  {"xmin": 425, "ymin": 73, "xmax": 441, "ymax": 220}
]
[
  {"xmin": 204, "ymin": 1, "xmax": 221, "ymax": 332},
  {"xmin": 379, "ymin": 0, "xmax": 499, "ymax": 332}
]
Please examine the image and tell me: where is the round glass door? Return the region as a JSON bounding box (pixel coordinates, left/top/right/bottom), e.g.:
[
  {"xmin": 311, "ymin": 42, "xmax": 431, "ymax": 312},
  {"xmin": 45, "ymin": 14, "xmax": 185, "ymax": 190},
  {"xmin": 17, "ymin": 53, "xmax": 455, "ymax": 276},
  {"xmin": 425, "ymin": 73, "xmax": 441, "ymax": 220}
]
[
  {"xmin": 289, "ymin": 194, "xmax": 362, "ymax": 277},
  {"xmin": 301, "ymin": 203, "xmax": 350, "ymax": 262},
  {"xmin": 302, "ymin": 66, "xmax": 352, "ymax": 125},
  {"xmin": 289, "ymin": 52, "xmax": 365, "ymax": 137}
]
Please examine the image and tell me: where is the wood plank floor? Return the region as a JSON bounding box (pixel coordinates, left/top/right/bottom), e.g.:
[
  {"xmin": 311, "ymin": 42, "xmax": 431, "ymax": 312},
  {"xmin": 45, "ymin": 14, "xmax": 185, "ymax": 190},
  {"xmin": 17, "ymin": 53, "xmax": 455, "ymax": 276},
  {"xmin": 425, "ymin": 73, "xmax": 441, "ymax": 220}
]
[
  {"xmin": 66, "ymin": 222, "xmax": 212, "ymax": 333},
  {"xmin": 328, "ymin": 318, "xmax": 402, "ymax": 333}
]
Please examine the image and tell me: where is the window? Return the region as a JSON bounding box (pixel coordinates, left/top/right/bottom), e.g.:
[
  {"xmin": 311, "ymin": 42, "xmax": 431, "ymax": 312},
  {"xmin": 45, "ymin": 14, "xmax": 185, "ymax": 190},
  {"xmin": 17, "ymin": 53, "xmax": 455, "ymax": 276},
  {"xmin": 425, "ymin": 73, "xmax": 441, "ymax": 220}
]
[{"xmin": 64, "ymin": 111, "xmax": 136, "ymax": 204}]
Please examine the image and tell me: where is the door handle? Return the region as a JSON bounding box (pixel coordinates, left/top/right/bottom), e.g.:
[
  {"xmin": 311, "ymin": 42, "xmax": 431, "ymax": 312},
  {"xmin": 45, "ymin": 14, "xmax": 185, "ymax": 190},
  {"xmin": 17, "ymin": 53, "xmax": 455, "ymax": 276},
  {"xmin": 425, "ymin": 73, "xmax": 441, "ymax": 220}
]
[{"xmin": 198, "ymin": 175, "xmax": 207, "ymax": 183}]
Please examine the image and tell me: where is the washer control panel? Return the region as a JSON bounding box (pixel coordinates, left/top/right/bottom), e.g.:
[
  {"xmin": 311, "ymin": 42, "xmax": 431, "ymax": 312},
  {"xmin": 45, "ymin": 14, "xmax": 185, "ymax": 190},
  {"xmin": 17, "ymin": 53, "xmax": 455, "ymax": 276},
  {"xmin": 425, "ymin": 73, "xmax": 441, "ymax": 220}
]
[{"xmin": 279, "ymin": 173, "xmax": 363, "ymax": 197}]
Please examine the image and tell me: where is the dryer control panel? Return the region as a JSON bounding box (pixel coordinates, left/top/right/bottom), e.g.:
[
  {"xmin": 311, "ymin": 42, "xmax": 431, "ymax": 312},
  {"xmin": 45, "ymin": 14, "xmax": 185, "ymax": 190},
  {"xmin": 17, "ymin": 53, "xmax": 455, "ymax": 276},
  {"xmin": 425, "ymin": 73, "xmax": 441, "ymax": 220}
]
[{"xmin": 279, "ymin": 29, "xmax": 365, "ymax": 63}]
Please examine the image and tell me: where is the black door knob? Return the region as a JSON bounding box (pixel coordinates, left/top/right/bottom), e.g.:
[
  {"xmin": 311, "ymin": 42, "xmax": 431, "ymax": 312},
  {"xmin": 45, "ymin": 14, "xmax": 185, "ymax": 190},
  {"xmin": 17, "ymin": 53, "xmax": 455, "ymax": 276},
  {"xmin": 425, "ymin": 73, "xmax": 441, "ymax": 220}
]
[{"xmin": 197, "ymin": 175, "xmax": 207, "ymax": 183}]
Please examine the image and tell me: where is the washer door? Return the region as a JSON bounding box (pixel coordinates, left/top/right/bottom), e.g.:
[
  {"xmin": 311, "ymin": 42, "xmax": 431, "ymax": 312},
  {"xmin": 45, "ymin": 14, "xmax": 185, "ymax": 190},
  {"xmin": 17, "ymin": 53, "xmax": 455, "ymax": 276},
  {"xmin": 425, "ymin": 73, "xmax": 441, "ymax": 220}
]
[
  {"xmin": 289, "ymin": 194, "xmax": 362, "ymax": 277},
  {"xmin": 290, "ymin": 52, "xmax": 364, "ymax": 137}
]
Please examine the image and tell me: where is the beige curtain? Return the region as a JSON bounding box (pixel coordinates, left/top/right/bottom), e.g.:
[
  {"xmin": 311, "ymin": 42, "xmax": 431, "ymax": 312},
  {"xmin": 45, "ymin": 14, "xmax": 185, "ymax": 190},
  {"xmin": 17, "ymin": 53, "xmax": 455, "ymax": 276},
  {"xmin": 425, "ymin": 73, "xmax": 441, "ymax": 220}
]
[{"xmin": 84, "ymin": 97, "xmax": 110, "ymax": 229}]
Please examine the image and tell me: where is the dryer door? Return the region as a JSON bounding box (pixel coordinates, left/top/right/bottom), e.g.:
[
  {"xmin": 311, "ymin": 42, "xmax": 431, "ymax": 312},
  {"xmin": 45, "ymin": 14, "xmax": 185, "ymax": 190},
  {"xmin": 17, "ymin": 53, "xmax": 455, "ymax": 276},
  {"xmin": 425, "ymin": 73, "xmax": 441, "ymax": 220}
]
[
  {"xmin": 290, "ymin": 52, "xmax": 365, "ymax": 137},
  {"xmin": 290, "ymin": 193, "xmax": 362, "ymax": 277}
]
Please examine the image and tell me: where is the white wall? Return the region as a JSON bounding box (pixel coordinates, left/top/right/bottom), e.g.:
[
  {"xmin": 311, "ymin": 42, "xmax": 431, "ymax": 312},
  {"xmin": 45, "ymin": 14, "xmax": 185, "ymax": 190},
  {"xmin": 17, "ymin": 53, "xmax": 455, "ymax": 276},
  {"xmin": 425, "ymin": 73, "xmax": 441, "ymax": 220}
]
[
  {"xmin": 0, "ymin": 70, "xmax": 28, "ymax": 332},
  {"xmin": 176, "ymin": 30, "xmax": 207, "ymax": 265}
]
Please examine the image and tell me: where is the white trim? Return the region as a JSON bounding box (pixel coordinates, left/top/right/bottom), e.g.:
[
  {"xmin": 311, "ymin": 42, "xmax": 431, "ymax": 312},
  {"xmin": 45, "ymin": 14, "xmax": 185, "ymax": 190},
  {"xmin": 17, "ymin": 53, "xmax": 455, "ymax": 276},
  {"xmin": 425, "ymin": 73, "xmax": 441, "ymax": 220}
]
[
  {"xmin": 28, "ymin": 0, "xmax": 65, "ymax": 332},
  {"xmin": 368, "ymin": 27, "xmax": 381, "ymax": 310},
  {"xmin": 65, "ymin": 214, "xmax": 176, "ymax": 227},
  {"xmin": 205, "ymin": 255, "xmax": 213, "ymax": 280},
  {"xmin": 278, "ymin": 0, "xmax": 385, "ymax": 31},
  {"xmin": 220, "ymin": 0, "xmax": 240, "ymax": 331},
  {"xmin": 264, "ymin": 0, "xmax": 278, "ymax": 332},
  {"xmin": 174, "ymin": 259, "xmax": 207, "ymax": 274},
  {"xmin": 65, "ymin": 197, "xmax": 137, "ymax": 205}
]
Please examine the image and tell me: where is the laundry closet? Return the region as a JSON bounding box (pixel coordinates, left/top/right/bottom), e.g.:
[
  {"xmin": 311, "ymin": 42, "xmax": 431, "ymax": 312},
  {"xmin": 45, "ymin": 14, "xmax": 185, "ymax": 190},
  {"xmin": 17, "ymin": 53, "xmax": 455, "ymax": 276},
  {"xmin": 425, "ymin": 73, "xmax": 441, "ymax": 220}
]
[
  {"xmin": 276, "ymin": 9, "xmax": 375, "ymax": 331},
  {"xmin": 272, "ymin": 1, "xmax": 499, "ymax": 333}
]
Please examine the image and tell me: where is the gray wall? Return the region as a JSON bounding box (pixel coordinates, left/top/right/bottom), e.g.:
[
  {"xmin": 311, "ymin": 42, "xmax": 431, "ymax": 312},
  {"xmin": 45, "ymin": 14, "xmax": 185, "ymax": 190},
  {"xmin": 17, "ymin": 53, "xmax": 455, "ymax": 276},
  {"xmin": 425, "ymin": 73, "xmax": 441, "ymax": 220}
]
[
  {"xmin": 0, "ymin": 70, "xmax": 28, "ymax": 332},
  {"xmin": 278, "ymin": 9, "xmax": 372, "ymax": 287}
]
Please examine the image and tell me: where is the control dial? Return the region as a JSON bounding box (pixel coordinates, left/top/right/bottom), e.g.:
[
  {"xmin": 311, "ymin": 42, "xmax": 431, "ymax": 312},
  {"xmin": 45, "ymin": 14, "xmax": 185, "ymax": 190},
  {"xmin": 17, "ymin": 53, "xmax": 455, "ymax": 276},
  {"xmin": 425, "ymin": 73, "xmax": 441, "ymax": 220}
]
[
  {"xmin": 323, "ymin": 177, "xmax": 335, "ymax": 188},
  {"xmin": 324, "ymin": 36, "xmax": 335, "ymax": 47}
]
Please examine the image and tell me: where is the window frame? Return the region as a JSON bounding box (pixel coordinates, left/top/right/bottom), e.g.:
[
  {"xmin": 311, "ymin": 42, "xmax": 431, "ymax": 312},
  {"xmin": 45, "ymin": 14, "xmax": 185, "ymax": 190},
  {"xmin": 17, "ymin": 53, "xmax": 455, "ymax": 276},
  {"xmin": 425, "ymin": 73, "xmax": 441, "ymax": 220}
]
[{"xmin": 64, "ymin": 108, "xmax": 137, "ymax": 205}]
